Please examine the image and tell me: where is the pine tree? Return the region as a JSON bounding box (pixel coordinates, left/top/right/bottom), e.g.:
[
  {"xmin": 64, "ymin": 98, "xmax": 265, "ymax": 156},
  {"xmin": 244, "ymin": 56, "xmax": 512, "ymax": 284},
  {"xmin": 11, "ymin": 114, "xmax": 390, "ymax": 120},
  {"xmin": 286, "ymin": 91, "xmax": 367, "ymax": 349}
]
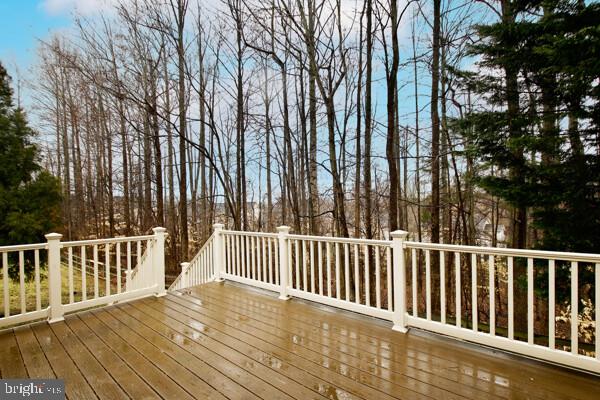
[
  {"xmin": 0, "ymin": 62, "xmax": 62, "ymax": 253},
  {"xmin": 456, "ymin": 0, "xmax": 600, "ymax": 253},
  {"xmin": 526, "ymin": 1, "xmax": 600, "ymax": 253},
  {"xmin": 453, "ymin": 1, "xmax": 600, "ymax": 325}
]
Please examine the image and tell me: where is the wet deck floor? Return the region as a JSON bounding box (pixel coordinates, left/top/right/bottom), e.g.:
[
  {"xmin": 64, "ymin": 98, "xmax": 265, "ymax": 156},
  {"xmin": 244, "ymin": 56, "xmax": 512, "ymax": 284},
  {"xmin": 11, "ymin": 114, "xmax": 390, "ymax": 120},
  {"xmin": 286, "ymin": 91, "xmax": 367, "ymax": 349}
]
[{"xmin": 0, "ymin": 281, "xmax": 598, "ymax": 399}]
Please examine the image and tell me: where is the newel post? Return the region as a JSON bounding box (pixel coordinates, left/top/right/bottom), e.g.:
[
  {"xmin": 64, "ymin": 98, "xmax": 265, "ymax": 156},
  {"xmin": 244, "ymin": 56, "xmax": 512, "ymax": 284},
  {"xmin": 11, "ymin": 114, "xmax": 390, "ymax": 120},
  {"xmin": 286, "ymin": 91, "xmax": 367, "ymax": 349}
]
[
  {"xmin": 277, "ymin": 226, "xmax": 291, "ymax": 300},
  {"xmin": 213, "ymin": 223, "xmax": 225, "ymax": 282},
  {"xmin": 180, "ymin": 262, "xmax": 191, "ymax": 289},
  {"xmin": 46, "ymin": 233, "xmax": 64, "ymax": 323},
  {"xmin": 391, "ymin": 230, "xmax": 409, "ymax": 332},
  {"xmin": 152, "ymin": 227, "xmax": 167, "ymax": 296}
]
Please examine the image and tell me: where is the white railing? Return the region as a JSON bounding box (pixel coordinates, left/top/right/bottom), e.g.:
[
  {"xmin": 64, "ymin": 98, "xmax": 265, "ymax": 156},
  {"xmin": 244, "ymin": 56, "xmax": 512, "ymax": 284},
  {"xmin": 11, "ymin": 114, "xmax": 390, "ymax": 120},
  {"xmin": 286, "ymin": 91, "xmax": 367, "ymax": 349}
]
[
  {"xmin": 174, "ymin": 225, "xmax": 600, "ymax": 374},
  {"xmin": 169, "ymin": 229, "xmax": 217, "ymax": 291},
  {"xmin": 126, "ymin": 239, "xmax": 156, "ymax": 291},
  {"xmin": 285, "ymin": 233, "xmax": 396, "ymax": 321},
  {"xmin": 221, "ymin": 229, "xmax": 281, "ymax": 292},
  {"xmin": 403, "ymin": 240, "xmax": 600, "ymax": 374},
  {"xmin": 0, "ymin": 242, "xmax": 49, "ymax": 328},
  {"xmin": 0, "ymin": 227, "xmax": 167, "ymax": 328}
]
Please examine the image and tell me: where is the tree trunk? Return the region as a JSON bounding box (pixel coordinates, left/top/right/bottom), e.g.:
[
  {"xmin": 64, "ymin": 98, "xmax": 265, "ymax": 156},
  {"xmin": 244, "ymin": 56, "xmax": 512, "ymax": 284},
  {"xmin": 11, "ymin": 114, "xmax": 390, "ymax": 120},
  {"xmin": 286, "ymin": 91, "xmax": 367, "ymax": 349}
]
[
  {"xmin": 354, "ymin": 3, "xmax": 364, "ymax": 238},
  {"xmin": 364, "ymin": 0, "xmax": 373, "ymax": 239},
  {"xmin": 431, "ymin": 0, "xmax": 441, "ymax": 244},
  {"xmin": 412, "ymin": 20, "xmax": 422, "ymax": 242},
  {"xmin": 176, "ymin": 0, "xmax": 189, "ymax": 259},
  {"xmin": 386, "ymin": 0, "xmax": 400, "ymax": 232}
]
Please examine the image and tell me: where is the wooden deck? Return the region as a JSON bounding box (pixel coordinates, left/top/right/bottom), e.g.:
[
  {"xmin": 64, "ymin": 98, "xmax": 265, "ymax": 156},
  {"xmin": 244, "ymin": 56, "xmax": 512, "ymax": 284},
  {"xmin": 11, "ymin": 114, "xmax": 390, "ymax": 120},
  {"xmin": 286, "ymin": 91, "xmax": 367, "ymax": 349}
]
[{"xmin": 0, "ymin": 282, "xmax": 598, "ymax": 400}]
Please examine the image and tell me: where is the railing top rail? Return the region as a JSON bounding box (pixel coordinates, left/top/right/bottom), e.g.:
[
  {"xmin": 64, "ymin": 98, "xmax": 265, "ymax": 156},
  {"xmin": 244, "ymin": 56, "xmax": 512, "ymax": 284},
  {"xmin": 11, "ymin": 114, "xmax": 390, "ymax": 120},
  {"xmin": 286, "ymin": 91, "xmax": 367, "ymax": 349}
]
[
  {"xmin": 287, "ymin": 233, "xmax": 391, "ymax": 247},
  {"xmin": 404, "ymin": 241, "xmax": 600, "ymax": 263},
  {"xmin": 222, "ymin": 230, "xmax": 278, "ymax": 239},
  {"xmin": 61, "ymin": 234, "xmax": 155, "ymax": 247},
  {"xmin": 189, "ymin": 232, "xmax": 216, "ymax": 264},
  {"xmin": 169, "ymin": 232, "xmax": 216, "ymax": 291},
  {"xmin": 0, "ymin": 243, "xmax": 47, "ymax": 252}
]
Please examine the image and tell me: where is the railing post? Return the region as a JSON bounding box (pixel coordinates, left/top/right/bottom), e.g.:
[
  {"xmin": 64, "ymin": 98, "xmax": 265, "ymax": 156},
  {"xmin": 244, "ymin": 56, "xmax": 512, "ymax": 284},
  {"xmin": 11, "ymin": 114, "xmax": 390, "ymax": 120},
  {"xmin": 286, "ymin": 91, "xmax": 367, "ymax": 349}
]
[
  {"xmin": 391, "ymin": 230, "xmax": 409, "ymax": 332},
  {"xmin": 46, "ymin": 233, "xmax": 64, "ymax": 323},
  {"xmin": 277, "ymin": 226, "xmax": 291, "ymax": 300},
  {"xmin": 152, "ymin": 227, "xmax": 167, "ymax": 296},
  {"xmin": 180, "ymin": 262, "xmax": 190, "ymax": 289},
  {"xmin": 213, "ymin": 223, "xmax": 225, "ymax": 282}
]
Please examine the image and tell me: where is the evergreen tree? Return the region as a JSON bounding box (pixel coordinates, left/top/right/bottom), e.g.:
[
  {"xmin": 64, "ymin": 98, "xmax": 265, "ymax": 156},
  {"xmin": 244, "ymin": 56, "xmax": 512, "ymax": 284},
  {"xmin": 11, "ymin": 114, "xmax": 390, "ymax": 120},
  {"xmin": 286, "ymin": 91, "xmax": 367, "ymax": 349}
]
[
  {"xmin": 456, "ymin": 0, "xmax": 600, "ymax": 253},
  {"xmin": 527, "ymin": 0, "xmax": 600, "ymax": 253},
  {"xmin": 0, "ymin": 62, "xmax": 62, "ymax": 255}
]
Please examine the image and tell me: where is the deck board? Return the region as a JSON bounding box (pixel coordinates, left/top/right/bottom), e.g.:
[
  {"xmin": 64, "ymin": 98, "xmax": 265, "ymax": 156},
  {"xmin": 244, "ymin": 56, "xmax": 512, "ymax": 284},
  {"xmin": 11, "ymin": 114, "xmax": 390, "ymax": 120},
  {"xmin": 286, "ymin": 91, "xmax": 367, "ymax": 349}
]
[
  {"xmin": 103, "ymin": 305, "xmax": 264, "ymax": 400},
  {"xmin": 190, "ymin": 284, "xmax": 493, "ymax": 399},
  {"xmin": 142, "ymin": 297, "xmax": 359, "ymax": 400},
  {"xmin": 82, "ymin": 310, "xmax": 201, "ymax": 400},
  {"xmin": 162, "ymin": 293, "xmax": 437, "ymax": 400},
  {"xmin": 62, "ymin": 315, "xmax": 160, "ymax": 399},
  {"xmin": 0, "ymin": 325, "xmax": 26, "ymax": 378},
  {"xmin": 0, "ymin": 281, "xmax": 598, "ymax": 399},
  {"xmin": 49, "ymin": 318, "xmax": 128, "ymax": 399},
  {"xmin": 114, "ymin": 303, "xmax": 303, "ymax": 400},
  {"xmin": 30, "ymin": 323, "xmax": 97, "ymax": 399},
  {"xmin": 190, "ymin": 285, "xmax": 521, "ymax": 398},
  {"xmin": 196, "ymin": 282, "xmax": 597, "ymax": 400},
  {"xmin": 14, "ymin": 325, "xmax": 56, "ymax": 379}
]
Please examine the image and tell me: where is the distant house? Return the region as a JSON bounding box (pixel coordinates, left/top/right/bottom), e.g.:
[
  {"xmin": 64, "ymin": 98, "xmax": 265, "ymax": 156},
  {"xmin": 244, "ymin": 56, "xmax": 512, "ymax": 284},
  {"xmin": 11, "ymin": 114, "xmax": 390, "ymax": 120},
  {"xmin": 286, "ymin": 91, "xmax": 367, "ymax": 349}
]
[{"xmin": 477, "ymin": 218, "xmax": 507, "ymax": 247}]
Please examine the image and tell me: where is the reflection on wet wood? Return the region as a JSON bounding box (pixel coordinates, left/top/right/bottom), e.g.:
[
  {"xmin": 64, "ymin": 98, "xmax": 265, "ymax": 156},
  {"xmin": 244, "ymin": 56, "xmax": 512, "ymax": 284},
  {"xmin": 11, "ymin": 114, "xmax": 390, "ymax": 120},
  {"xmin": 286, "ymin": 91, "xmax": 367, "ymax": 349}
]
[{"xmin": 0, "ymin": 281, "xmax": 598, "ymax": 399}]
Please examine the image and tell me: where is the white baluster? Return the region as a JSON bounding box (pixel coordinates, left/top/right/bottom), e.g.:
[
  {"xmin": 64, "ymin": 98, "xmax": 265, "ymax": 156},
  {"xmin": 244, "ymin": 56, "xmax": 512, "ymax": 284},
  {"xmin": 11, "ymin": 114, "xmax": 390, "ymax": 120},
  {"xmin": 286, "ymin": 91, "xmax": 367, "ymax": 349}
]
[
  {"xmin": 345, "ymin": 243, "xmax": 350, "ymax": 302},
  {"xmin": 549, "ymin": 259, "xmax": 555, "ymax": 349},
  {"xmin": 489, "ymin": 255, "xmax": 494, "ymax": 336},
  {"xmin": 318, "ymin": 241, "xmax": 324, "ymax": 295},
  {"xmin": 375, "ymin": 246, "xmax": 381, "ymax": 309},
  {"xmin": 528, "ymin": 257, "xmax": 534, "ymax": 344},
  {"xmin": 81, "ymin": 246, "xmax": 87, "ymax": 301},
  {"xmin": 425, "ymin": 249, "xmax": 431, "ymax": 320},
  {"xmin": 508, "ymin": 256, "xmax": 514, "ymax": 339},
  {"xmin": 412, "ymin": 248, "xmax": 417, "ymax": 317},
  {"xmin": 335, "ymin": 243, "xmax": 341, "ymax": 300},
  {"xmin": 3, "ymin": 253, "xmax": 8, "ymax": 317},
  {"xmin": 35, "ymin": 249, "xmax": 41, "ymax": 310},
  {"xmin": 19, "ymin": 251, "xmax": 25, "ymax": 314},
  {"xmin": 571, "ymin": 261, "xmax": 578, "ymax": 354},
  {"xmin": 455, "ymin": 252, "xmax": 460, "ymax": 328},
  {"xmin": 472, "ymin": 253, "xmax": 477, "ymax": 332},
  {"xmin": 364, "ymin": 245, "xmax": 370, "ymax": 307},
  {"xmin": 440, "ymin": 251, "xmax": 445, "ymax": 324},
  {"xmin": 68, "ymin": 247, "xmax": 74, "ymax": 304},
  {"xmin": 310, "ymin": 241, "xmax": 315, "ymax": 293},
  {"xmin": 326, "ymin": 242, "xmax": 332, "ymax": 297}
]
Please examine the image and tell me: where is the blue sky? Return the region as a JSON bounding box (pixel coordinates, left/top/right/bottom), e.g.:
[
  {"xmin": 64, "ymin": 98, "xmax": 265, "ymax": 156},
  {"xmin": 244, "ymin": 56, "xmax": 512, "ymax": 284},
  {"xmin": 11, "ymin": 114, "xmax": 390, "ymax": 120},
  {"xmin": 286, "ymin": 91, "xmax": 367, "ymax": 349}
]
[{"xmin": 0, "ymin": 1, "xmax": 73, "ymax": 81}]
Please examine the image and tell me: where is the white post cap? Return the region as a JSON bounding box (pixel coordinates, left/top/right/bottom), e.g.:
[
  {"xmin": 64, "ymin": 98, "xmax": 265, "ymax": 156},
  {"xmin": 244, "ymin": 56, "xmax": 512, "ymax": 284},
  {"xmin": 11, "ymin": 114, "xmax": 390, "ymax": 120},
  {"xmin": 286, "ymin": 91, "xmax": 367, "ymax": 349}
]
[
  {"xmin": 390, "ymin": 230, "xmax": 409, "ymax": 239},
  {"xmin": 276, "ymin": 225, "xmax": 291, "ymax": 233}
]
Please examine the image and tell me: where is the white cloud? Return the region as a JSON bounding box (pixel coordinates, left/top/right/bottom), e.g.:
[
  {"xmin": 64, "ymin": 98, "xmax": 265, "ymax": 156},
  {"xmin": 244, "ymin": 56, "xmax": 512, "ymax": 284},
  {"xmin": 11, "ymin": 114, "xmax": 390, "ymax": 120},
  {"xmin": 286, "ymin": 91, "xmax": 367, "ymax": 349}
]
[{"xmin": 40, "ymin": 0, "xmax": 116, "ymax": 16}]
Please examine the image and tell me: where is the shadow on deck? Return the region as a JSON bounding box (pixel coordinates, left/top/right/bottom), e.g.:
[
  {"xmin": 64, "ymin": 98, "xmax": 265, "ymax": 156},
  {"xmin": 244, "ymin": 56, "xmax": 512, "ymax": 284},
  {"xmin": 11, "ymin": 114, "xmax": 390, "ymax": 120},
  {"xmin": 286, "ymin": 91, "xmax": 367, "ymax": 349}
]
[{"xmin": 1, "ymin": 281, "xmax": 599, "ymax": 399}]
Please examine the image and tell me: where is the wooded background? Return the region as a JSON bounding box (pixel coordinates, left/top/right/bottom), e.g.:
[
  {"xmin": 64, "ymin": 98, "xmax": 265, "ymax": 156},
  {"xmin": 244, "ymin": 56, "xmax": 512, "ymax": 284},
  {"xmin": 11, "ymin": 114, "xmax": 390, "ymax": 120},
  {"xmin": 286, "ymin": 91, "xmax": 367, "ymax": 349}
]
[{"xmin": 30, "ymin": 0, "xmax": 600, "ymax": 272}]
